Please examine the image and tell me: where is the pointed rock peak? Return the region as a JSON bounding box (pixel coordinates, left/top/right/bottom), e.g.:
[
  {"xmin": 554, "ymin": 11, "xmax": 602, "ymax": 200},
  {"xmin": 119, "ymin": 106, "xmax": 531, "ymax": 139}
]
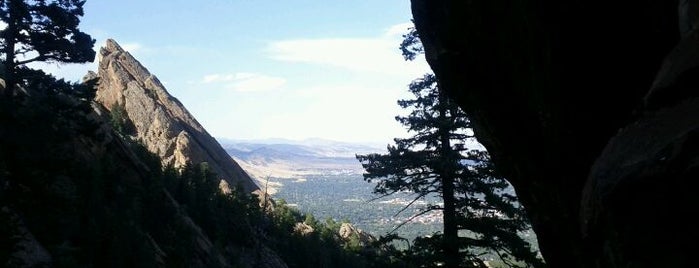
[
  {"xmin": 93, "ymin": 38, "xmax": 260, "ymax": 194},
  {"xmin": 96, "ymin": 38, "xmax": 153, "ymax": 107},
  {"xmin": 99, "ymin": 39, "xmax": 131, "ymax": 62},
  {"xmin": 104, "ymin": 38, "xmax": 124, "ymax": 53}
]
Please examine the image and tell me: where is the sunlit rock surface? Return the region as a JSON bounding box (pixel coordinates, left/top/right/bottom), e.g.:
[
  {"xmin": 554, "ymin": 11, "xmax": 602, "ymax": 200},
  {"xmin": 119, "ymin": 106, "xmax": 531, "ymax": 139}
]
[{"xmin": 95, "ymin": 39, "xmax": 258, "ymax": 193}]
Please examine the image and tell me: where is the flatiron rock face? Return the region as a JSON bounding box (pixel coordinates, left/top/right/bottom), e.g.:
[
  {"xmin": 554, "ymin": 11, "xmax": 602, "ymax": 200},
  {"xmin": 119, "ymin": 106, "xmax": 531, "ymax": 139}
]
[{"xmin": 95, "ymin": 39, "xmax": 259, "ymax": 193}]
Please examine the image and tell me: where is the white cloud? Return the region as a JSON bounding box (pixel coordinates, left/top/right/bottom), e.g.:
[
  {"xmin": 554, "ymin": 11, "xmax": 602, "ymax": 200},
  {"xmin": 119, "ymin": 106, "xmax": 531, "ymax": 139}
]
[
  {"xmin": 121, "ymin": 42, "xmax": 143, "ymax": 54},
  {"xmin": 202, "ymin": 74, "xmax": 234, "ymax": 83},
  {"xmin": 252, "ymin": 84, "xmax": 412, "ymax": 143},
  {"xmin": 384, "ymin": 22, "xmax": 414, "ymax": 38},
  {"xmin": 201, "ymin": 72, "xmax": 286, "ymax": 92},
  {"xmin": 267, "ymin": 23, "xmax": 429, "ymax": 76},
  {"xmin": 27, "ymin": 61, "xmax": 97, "ymax": 82}
]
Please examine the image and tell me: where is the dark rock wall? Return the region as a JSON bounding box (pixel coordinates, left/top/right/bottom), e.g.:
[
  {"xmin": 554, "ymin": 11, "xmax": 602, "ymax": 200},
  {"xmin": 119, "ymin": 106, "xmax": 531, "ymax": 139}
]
[
  {"xmin": 410, "ymin": 1, "xmax": 692, "ymax": 267},
  {"xmin": 582, "ymin": 12, "xmax": 699, "ymax": 267}
]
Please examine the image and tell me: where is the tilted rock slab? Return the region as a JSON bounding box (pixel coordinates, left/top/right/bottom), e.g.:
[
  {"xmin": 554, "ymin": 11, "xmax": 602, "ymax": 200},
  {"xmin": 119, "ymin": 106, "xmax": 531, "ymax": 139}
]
[{"xmin": 95, "ymin": 39, "xmax": 259, "ymax": 193}]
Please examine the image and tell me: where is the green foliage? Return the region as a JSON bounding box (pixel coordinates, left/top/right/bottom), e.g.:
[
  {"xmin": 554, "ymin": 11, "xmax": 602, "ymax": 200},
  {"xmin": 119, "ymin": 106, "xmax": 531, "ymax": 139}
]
[
  {"xmin": 1, "ymin": 0, "xmax": 95, "ymax": 92},
  {"xmin": 0, "ymin": 69, "xmax": 378, "ymax": 267},
  {"xmin": 400, "ymin": 24, "xmax": 423, "ymax": 61},
  {"xmin": 304, "ymin": 213, "xmax": 317, "ymax": 226},
  {"xmin": 262, "ymin": 199, "xmax": 373, "ymax": 268},
  {"xmin": 110, "ymin": 103, "xmax": 128, "ymax": 135},
  {"xmin": 355, "ymin": 28, "xmax": 544, "ymax": 268},
  {"xmin": 167, "ymin": 162, "xmax": 261, "ymax": 249}
]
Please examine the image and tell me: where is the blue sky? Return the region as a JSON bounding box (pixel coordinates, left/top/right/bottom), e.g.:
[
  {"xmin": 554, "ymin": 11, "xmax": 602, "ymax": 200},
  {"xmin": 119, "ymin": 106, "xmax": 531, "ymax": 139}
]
[{"xmin": 33, "ymin": 1, "xmax": 430, "ymax": 144}]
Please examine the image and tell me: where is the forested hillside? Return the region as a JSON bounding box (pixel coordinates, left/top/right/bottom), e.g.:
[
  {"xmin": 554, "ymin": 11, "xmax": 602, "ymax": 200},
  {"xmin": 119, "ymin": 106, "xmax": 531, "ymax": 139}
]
[{"xmin": 0, "ymin": 70, "xmax": 378, "ymax": 267}]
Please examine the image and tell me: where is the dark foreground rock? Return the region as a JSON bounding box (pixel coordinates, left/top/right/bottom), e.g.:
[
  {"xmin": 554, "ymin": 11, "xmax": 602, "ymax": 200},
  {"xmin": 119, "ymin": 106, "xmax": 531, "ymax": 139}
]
[{"xmin": 410, "ymin": 0, "xmax": 698, "ymax": 266}]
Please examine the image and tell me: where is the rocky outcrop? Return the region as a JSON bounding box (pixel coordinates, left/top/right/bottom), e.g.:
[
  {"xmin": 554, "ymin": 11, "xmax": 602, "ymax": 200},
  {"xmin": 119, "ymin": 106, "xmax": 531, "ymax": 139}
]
[
  {"xmin": 95, "ymin": 39, "xmax": 258, "ymax": 193},
  {"xmin": 410, "ymin": 0, "xmax": 694, "ymax": 267},
  {"xmin": 338, "ymin": 223, "xmax": 375, "ymax": 246},
  {"xmin": 293, "ymin": 222, "xmax": 315, "ymax": 237}
]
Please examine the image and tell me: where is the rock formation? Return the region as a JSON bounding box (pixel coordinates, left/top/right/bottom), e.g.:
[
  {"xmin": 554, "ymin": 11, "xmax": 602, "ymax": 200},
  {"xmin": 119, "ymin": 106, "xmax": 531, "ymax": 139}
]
[
  {"xmin": 338, "ymin": 223, "xmax": 375, "ymax": 246},
  {"xmin": 94, "ymin": 39, "xmax": 258, "ymax": 193},
  {"xmin": 293, "ymin": 222, "xmax": 315, "ymax": 237},
  {"xmin": 410, "ymin": 0, "xmax": 697, "ymax": 267}
]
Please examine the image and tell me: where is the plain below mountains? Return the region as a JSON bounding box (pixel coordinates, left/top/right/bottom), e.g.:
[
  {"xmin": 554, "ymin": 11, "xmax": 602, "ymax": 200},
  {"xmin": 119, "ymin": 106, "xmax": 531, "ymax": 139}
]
[{"xmin": 219, "ymin": 138, "xmax": 384, "ymax": 182}]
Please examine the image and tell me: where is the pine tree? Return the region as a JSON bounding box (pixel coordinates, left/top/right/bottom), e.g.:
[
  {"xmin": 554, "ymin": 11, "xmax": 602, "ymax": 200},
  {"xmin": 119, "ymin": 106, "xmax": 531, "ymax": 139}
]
[
  {"xmin": 0, "ymin": 0, "xmax": 95, "ymax": 94},
  {"xmin": 356, "ymin": 27, "xmax": 544, "ymax": 267}
]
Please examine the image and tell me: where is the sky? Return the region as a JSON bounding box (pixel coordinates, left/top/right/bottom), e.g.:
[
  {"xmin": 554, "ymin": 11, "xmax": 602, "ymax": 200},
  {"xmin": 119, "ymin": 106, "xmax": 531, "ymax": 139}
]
[{"xmin": 32, "ymin": 1, "xmax": 431, "ymax": 144}]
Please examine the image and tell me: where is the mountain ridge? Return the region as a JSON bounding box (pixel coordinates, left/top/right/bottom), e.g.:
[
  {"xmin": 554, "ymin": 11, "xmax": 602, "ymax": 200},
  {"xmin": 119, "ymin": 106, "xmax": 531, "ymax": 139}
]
[{"xmin": 219, "ymin": 139, "xmax": 383, "ymax": 180}]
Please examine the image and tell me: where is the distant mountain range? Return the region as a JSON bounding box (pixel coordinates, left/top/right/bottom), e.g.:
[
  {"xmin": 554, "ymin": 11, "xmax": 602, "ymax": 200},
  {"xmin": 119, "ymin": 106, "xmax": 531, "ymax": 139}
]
[{"xmin": 218, "ymin": 138, "xmax": 386, "ymax": 181}]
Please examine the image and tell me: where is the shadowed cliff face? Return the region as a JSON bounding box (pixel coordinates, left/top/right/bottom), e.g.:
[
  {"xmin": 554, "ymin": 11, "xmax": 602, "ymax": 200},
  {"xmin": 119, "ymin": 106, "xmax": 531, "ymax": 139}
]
[
  {"xmin": 410, "ymin": 1, "xmax": 698, "ymax": 267},
  {"xmin": 94, "ymin": 39, "xmax": 259, "ymax": 194}
]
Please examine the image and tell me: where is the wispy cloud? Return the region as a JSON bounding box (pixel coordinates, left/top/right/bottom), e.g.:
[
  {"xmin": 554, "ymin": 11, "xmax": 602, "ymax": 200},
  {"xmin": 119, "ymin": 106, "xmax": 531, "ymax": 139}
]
[
  {"xmin": 267, "ymin": 23, "xmax": 429, "ymax": 76},
  {"xmin": 121, "ymin": 42, "xmax": 143, "ymax": 54},
  {"xmin": 202, "ymin": 73, "xmax": 238, "ymax": 83},
  {"xmin": 384, "ymin": 22, "xmax": 414, "ymax": 38},
  {"xmin": 202, "ymin": 72, "xmax": 286, "ymax": 92}
]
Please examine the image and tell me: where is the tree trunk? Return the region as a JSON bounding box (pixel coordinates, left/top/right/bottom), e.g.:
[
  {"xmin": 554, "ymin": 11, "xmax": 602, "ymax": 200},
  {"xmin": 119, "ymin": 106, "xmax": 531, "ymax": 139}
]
[
  {"xmin": 441, "ymin": 174, "xmax": 459, "ymax": 267},
  {"xmin": 3, "ymin": 0, "xmax": 17, "ymax": 96},
  {"xmin": 438, "ymin": 88, "xmax": 460, "ymax": 267}
]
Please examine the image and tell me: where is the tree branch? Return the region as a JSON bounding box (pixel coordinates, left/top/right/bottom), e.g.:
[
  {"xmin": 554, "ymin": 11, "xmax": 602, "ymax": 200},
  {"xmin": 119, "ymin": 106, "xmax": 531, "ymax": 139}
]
[
  {"xmin": 392, "ymin": 192, "xmax": 429, "ymax": 218},
  {"xmin": 366, "ymin": 192, "xmax": 395, "ymax": 203},
  {"xmin": 15, "ymin": 54, "xmax": 47, "ymax": 65},
  {"xmin": 389, "ymin": 205, "xmax": 441, "ymax": 234}
]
